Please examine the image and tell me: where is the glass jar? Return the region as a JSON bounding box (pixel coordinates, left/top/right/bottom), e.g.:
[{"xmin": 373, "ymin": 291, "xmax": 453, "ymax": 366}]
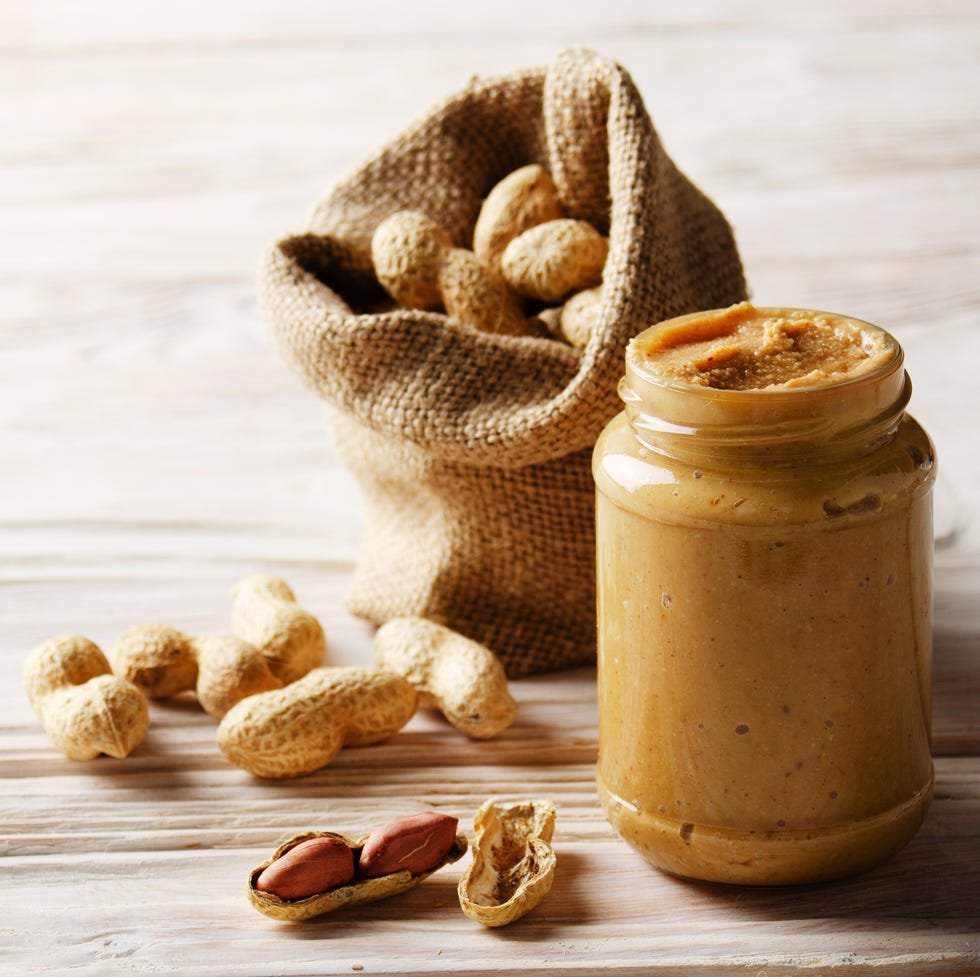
[{"xmin": 593, "ymin": 305, "xmax": 936, "ymax": 886}]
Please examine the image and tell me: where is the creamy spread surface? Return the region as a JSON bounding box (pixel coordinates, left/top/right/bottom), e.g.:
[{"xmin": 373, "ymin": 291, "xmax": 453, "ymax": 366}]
[{"xmin": 634, "ymin": 302, "xmax": 895, "ymax": 390}]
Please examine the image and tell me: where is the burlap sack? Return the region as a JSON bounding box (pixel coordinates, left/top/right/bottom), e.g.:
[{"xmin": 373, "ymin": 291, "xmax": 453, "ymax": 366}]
[{"xmin": 258, "ymin": 48, "xmax": 746, "ymax": 676}]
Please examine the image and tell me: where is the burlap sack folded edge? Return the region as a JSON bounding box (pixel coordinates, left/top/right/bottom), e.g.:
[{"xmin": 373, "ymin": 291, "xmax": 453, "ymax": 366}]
[{"xmin": 257, "ymin": 47, "xmax": 747, "ymax": 675}]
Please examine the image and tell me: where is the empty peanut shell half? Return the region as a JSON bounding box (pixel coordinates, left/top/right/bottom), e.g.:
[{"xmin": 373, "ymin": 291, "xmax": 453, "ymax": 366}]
[
  {"xmin": 248, "ymin": 827, "xmax": 468, "ymax": 922},
  {"xmin": 457, "ymin": 798, "xmax": 556, "ymax": 927}
]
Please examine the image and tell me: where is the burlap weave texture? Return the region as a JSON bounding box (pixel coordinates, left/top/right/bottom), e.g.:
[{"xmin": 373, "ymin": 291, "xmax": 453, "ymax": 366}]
[{"xmin": 258, "ymin": 48, "xmax": 746, "ymax": 676}]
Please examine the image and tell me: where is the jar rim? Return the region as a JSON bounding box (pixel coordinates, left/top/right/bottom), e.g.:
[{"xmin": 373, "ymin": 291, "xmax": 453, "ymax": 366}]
[{"xmin": 621, "ymin": 306, "xmax": 910, "ymax": 463}]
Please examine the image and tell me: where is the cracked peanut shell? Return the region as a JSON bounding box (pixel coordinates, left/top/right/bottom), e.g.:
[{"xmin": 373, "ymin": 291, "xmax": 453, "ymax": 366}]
[
  {"xmin": 248, "ymin": 829, "xmax": 468, "ymax": 921},
  {"xmin": 457, "ymin": 798, "xmax": 556, "ymax": 927}
]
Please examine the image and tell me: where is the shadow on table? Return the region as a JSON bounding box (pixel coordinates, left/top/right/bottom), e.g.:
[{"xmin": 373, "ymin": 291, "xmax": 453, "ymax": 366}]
[{"xmin": 664, "ymin": 831, "xmax": 980, "ymax": 921}]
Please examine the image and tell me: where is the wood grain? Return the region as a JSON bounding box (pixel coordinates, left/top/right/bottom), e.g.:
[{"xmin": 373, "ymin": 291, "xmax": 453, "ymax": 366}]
[{"xmin": 2, "ymin": 1, "xmax": 979, "ymax": 974}]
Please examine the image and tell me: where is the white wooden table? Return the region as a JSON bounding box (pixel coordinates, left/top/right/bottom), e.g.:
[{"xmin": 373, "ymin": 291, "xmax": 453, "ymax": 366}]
[{"xmin": 3, "ymin": 2, "xmax": 978, "ymax": 974}]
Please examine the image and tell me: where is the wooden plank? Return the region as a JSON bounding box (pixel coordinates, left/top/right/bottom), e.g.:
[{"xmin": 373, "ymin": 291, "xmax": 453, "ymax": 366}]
[{"xmin": 2, "ymin": 2, "xmax": 979, "ymax": 974}]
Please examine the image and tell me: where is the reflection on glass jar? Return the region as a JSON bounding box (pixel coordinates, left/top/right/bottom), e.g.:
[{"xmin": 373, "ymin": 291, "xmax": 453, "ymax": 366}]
[{"xmin": 593, "ymin": 304, "xmax": 936, "ymax": 886}]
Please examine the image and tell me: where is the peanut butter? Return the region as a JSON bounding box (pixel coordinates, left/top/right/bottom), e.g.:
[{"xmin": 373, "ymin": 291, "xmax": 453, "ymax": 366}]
[
  {"xmin": 593, "ymin": 304, "xmax": 936, "ymax": 885},
  {"xmin": 639, "ymin": 301, "xmax": 893, "ymax": 389}
]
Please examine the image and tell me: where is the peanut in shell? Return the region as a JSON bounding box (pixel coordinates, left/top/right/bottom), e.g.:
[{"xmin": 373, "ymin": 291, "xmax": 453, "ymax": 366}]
[
  {"xmin": 216, "ymin": 666, "xmax": 418, "ymax": 779},
  {"xmin": 472, "ymin": 164, "xmax": 565, "ymax": 274},
  {"xmin": 500, "ymin": 218, "xmax": 607, "ymax": 303},
  {"xmin": 115, "ymin": 624, "xmax": 282, "ymax": 719},
  {"xmin": 230, "ymin": 574, "xmax": 326, "ymax": 685},
  {"xmin": 374, "ymin": 617, "xmax": 517, "ymax": 740},
  {"xmin": 23, "ymin": 634, "xmax": 150, "ymax": 761}
]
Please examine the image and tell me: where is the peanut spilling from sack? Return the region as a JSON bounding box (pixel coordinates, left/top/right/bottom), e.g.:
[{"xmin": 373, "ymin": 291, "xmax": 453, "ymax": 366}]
[
  {"xmin": 115, "ymin": 625, "xmax": 281, "ymax": 719},
  {"xmin": 23, "ymin": 634, "xmax": 150, "ymax": 760},
  {"xmin": 370, "ymin": 162, "xmax": 608, "ymax": 345},
  {"xmin": 374, "ymin": 617, "xmax": 516, "ymax": 739},
  {"xmin": 371, "ymin": 210, "xmax": 529, "ymax": 336},
  {"xmin": 458, "ymin": 798, "xmax": 557, "ymax": 927},
  {"xmin": 547, "ymin": 284, "xmax": 603, "ymax": 348},
  {"xmin": 472, "ymin": 163, "xmax": 565, "ymax": 274},
  {"xmin": 476, "ymin": 163, "xmax": 607, "ymax": 346},
  {"xmin": 248, "ymin": 812, "xmax": 466, "ymax": 921},
  {"xmin": 500, "ymin": 218, "xmax": 607, "ymax": 303},
  {"xmin": 216, "ymin": 665, "xmax": 418, "ymax": 778}
]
